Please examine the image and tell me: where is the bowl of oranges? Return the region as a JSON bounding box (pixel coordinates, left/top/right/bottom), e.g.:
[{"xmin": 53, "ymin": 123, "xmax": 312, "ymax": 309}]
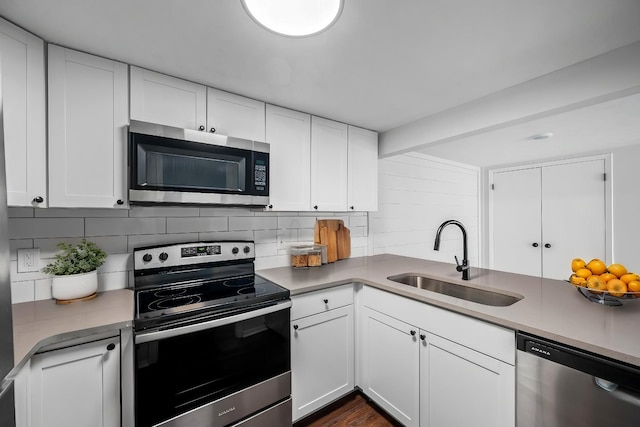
[{"xmin": 569, "ymin": 258, "xmax": 640, "ymax": 306}]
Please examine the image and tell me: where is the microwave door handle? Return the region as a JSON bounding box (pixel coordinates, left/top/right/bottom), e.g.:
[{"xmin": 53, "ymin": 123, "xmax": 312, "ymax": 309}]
[{"xmin": 135, "ymin": 300, "xmax": 292, "ymax": 344}]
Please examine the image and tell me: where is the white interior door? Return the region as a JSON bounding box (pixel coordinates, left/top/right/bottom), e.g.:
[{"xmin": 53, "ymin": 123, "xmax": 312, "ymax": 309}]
[
  {"xmin": 541, "ymin": 159, "xmax": 606, "ymax": 280},
  {"xmin": 491, "ymin": 168, "xmax": 542, "ymax": 277}
]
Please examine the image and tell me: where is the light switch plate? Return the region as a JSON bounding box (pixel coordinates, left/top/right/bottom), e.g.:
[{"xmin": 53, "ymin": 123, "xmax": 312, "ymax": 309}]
[{"xmin": 17, "ymin": 248, "xmax": 40, "ymax": 273}]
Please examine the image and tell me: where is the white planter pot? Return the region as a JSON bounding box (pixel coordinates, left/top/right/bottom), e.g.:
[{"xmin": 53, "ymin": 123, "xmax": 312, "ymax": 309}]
[{"xmin": 51, "ymin": 270, "xmax": 98, "ymax": 301}]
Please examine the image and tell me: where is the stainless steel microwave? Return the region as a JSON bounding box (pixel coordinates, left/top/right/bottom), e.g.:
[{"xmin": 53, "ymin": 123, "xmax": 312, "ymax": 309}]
[{"xmin": 128, "ymin": 120, "xmax": 269, "ymax": 206}]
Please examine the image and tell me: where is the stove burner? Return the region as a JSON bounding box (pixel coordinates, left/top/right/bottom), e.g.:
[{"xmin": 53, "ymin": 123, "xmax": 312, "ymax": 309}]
[
  {"xmin": 237, "ymin": 287, "xmax": 256, "ymax": 295},
  {"xmin": 150, "ymin": 295, "xmax": 202, "ymax": 310},
  {"xmin": 154, "ymin": 288, "xmax": 187, "ymax": 298},
  {"xmin": 223, "ymin": 277, "xmax": 255, "ymax": 288}
]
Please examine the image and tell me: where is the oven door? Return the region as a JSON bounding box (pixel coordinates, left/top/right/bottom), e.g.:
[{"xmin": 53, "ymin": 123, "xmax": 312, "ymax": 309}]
[{"xmin": 134, "ymin": 300, "xmax": 291, "ymax": 427}]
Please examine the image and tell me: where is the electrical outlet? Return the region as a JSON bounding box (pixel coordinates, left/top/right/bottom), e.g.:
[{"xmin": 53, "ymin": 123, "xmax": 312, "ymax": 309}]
[{"xmin": 17, "ymin": 248, "xmax": 40, "ymax": 273}]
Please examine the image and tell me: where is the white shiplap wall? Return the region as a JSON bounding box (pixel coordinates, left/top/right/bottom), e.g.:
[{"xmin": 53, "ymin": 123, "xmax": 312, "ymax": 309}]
[
  {"xmin": 370, "ymin": 153, "xmax": 480, "ymax": 266},
  {"xmin": 7, "ymin": 206, "xmax": 369, "ymax": 303}
]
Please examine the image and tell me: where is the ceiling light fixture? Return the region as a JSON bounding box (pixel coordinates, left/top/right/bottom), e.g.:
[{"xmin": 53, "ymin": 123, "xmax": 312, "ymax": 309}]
[
  {"xmin": 241, "ymin": 0, "xmax": 344, "ymax": 37},
  {"xmin": 530, "ymin": 132, "xmax": 554, "ymax": 140}
]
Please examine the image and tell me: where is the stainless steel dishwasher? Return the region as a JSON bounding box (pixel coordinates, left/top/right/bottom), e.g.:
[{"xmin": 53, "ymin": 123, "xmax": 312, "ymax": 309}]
[{"xmin": 517, "ymin": 332, "xmax": 640, "ymax": 426}]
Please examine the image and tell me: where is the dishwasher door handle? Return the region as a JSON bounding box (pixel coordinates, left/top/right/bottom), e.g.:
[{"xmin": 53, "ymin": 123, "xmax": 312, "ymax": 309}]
[{"xmin": 594, "ymin": 377, "xmax": 640, "ymax": 406}]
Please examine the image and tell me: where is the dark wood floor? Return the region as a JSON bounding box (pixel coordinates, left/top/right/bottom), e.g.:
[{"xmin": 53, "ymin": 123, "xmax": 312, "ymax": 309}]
[{"xmin": 295, "ymin": 393, "xmax": 402, "ymax": 427}]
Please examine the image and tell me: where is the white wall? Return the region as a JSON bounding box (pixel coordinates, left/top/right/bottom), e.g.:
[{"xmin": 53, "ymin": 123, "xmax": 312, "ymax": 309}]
[
  {"xmin": 611, "ymin": 142, "xmax": 640, "ymax": 267},
  {"xmin": 7, "ymin": 207, "xmax": 369, "ymax": 303},
  {"xmin": 370, "ymin": 153, "xmax": 480, "ymax": 267}
]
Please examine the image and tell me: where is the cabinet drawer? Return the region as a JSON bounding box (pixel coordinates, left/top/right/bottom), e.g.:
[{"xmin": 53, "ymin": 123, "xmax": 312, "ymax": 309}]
[{"xmin": 291, "ymin": 284, "xmax": 354, "ymax": 320}]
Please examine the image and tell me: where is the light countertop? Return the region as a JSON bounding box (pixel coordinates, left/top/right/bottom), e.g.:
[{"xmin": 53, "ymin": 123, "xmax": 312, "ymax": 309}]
[{"xmin": 257, "ymin": 254, "xmax": 640, "ymax": 367}]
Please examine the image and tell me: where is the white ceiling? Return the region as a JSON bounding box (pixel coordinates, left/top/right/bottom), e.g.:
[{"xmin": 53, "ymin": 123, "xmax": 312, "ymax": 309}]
[{"xmin": 1, "ymin": 0, "xmax": 640, "ymax": 135}]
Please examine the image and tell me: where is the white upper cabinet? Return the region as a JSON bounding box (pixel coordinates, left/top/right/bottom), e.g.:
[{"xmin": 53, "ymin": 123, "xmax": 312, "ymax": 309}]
[
  {"xmin": 310, "ymin": 116, "xmax": 348, "ymax": 211},
  {"xmin": 347, "ymin": 125, "xmax": 378, "ymax": 211},
  {"xmin": 130, "ymin": 66, "xmax": 206, "ymax": 130},
  {"xmin": 207, "ymin": 88, "xmax": 265, "ymax": 141},
  {"xmin": 0, "ymin": 17, "xmax": 47, "ymax": 207},
  {"xmin": 265, "ymin": 105, "xmax": 311, "ymax": 211},
  {"xmin": 48, "ymin": 45, "xmax": 129, "ymax": 208}
]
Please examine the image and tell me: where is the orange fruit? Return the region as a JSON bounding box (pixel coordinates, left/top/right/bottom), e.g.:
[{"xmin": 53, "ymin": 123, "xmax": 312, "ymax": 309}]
[
  {"xmin": 600, "ymin": 273, "xmax": 616, "ymax": 283},
  {"xmin": 607, "ymin": 263, "xmax": 628, "ymax": 278},
  {"xmin": 587, "ymin": 275, "xmax": 607, "ymax": 294},
  {"xmin": 606, "ymin": 279, "xmax": 627, "ymax": 297},
  {"xmin": 627, "ymin": 281, "xmax": 640, "ymax": 294},
  {"xmin": 571, "ymin": 258, "xmax": 586, "ymax": 272},
  {"xmin": 586, "ymin": 259, "xmax": 607, "ymax": 275},
  {"xmin": 569, "ymin": 275, "xmax": 587, "ymax": 287},
  {"xmin": 575, "ymin": 268, "xmax": 592, "ymax": 279},
  {"xmin": 620, "ymin": 273, "xmax": 640, "ymax": 285}
]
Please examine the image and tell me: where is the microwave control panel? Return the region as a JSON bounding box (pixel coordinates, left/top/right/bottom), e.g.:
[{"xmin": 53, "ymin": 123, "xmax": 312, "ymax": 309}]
[{"xmin": 253, "ymin": 154, "xmax": 268, "ymax": 193}]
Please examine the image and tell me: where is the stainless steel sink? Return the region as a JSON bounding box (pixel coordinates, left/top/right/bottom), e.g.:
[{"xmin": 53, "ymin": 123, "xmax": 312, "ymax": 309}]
[{"xmin": 386, "ymin": 274, "xmax": 522, "ymax": 307}]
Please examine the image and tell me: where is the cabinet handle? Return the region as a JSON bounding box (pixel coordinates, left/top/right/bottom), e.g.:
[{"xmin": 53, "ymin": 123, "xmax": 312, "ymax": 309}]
[
  {"xmin": 33, "ymin": 196, "xmax": 44, "ymax": 204},
  {"xmin": 313, "ymin": 205, "xmax": 318, "ymax": 210},
  {"xmin": 268, "ymin": 204, "xmax": 273, "ymax": 209},
  {"xmin": 199, "ymin": 125, "xmax": 205, "ymax": 131},
  {"xmin": 410, "ymin": 330, "xmax": 416, "ymax": 336},
  {"xmin": 544, "ymin": 243, "xmax": 551, "ymax": 248},
  {"xmin": 106, "ymin": 343, "xmax": 116, "ymax": 351},
  {"xmin": 420, "ymin": 334, "xmax": 426, "ymax": 341},
  {"xmin": 323, "ymin": 299, "xmax": 328, "ymax": 304},
  {"xmin": 532, "ymin": 243, "xmax": 539, "ymax": 247},
  {"xmin": 210, "ymin": 127, "xmax": 216, "ymax": 133},
  {"xmin": 116, "ymin": 199, "xmax": 124, "ymax": 205},
  {"xmin": 350, "ymin": 206, "xmax": 354, "ymax": 210},
  {"xmin": 293, "ymin": 324, "xmax": 299, "ymax": 330}
]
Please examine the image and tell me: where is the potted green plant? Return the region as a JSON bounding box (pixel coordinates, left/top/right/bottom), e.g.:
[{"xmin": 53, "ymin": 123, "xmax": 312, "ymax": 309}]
[{"xmin": 43, "ymin": 239, "xmax": 107, "ymax": 302}]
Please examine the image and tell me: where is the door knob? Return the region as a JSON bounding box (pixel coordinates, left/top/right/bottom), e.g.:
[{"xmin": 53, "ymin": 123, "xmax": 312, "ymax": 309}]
[
  {"xmin": 210, "ymin": 127, "xmax": 216, "ymax": 133},
  {"xmin": 544, "ymin": 243, "xmax": 551, "ymax": 248},
  {"xmin": 198, "ymin": 125, "xmax": 205, "ymax": 131},
  {"xmin": 33, "ymin": 196, "xmax": 44, "ymax": 204},
  {"xmin": 532, "ymin": 243, "xmax": 539, "ymax": 247}
]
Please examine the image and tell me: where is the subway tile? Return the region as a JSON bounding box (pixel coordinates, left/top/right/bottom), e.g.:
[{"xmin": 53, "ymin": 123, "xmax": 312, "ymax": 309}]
[
  {"xmin": 254, "ymin": 230, "xmax": 277, "ymax": 244},
  {"xmin": 11, "ymin": 281, "xmax": 35, "ymax": 304},
  {"xmin": 351, "ymin": 247, "xmax": 367, "ymax": 258},
  {"xmin": 86, "ymin": 217, "xmax": 167, "ymax": 236},
  {"xmin": 166, "ymin": 217, "xmax": 227, "ymax": 233},
  {"xmin": 229, "ymin": 216, "xmax": 277, "ymax": 231},
  {"xmin": 349, "ymin": 215, "xmax": 368, "ymax": 227},
  {"xmin": 349, "ymin": 226, "xmax": 366, "ymax": 238},
  {"xmin": 33, "ymin": 236, "xmax": 128, "ymax": 258},
  {"xmin": 351, "ymin": 237, "xmax": 369, "ymax": 248},
  {"xmin": 97, "ymin": 253, "xmax": 132, "ymax": 273},
  {"xmin": 198, "ymin": 230, "xmax": 253, "ymax": 242},
  {"xmin": 277, "ymin": 216, "xmax": 316, "ymax": 230},
  {"xmin": 9, "ymin": 239, "xmax": 33, "ymax": 261},
  {"xmin": 297, "ymin": 228, "xmax": 315, "ymax": 242},
  {"xmin": 10, "ymin": 260, "xmax": 48, "ymax": 283},
  {"xmin": 255, "ymin": 255, "xmax": 290, "ymax": 271},
  {"xmin": 128, "ymin": 233, "xmax": 199, "ymax": 251},
  {"xmin": 129, "ymin": 206, "xmax": 199, "ymax": 217},
  {"xmin": 8, "ymin": 207, "xmax": 34, "ymax": 218},
  {"xmin": 34, "ymin": 278, "xmax": 52, "ymax": 301},
  {"xmin": 199, "ymin": 207, "xmax": 254, "ymax": 217},
  {"xmin": 35, "ymin": 208, "xmax": 129, "ymax": 218},
  {"xmin": 98, "ymin": 271, "xmax": 128, "ymax": 292},
  {"xmin": 9, "ymin": 218, "xmax": 84, "ymax": 239},
  {"xmin": 255, "ymin": 242, "xmax": 278, "ymax": 258}
]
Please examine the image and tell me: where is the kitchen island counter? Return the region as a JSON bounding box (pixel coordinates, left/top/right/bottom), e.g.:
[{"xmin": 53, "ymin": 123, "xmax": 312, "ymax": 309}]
[{"xmin": 257, "ymin": 254, "xmax": 640, "ymax": 367}]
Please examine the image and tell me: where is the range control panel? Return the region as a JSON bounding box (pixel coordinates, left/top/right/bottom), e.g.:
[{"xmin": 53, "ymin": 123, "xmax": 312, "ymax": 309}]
[{"xmin": 134, "ymin": 241, "xmax": 255, "ymax": 271}]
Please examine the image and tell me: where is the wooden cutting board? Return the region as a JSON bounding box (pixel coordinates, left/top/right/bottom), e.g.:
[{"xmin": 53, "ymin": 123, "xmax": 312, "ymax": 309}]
[{"xmin": 336, "ymin": 224, "xmax": 351, "ymax": 260}]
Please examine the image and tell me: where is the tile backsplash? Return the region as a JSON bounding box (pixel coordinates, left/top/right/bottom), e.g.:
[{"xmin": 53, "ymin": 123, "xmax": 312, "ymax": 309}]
[{"xmin": 8, "ymin": 206, "xmax": 369, "ymax": 303}]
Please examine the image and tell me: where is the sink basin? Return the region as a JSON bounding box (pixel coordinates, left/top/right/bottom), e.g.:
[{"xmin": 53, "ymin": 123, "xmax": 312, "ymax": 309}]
[{"xmin": 386, "ymin": 274, "xmax": 522, "ymax": 307}]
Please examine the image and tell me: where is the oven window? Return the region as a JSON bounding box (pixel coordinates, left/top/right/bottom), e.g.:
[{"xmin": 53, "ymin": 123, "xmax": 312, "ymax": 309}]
[
  {"xmin": 135, "ymin": 308, "xmax": 290, "ymax": 427},
  {"xmin": 132, "ymin": 133, "xmax": 250, "ymax": 193}
]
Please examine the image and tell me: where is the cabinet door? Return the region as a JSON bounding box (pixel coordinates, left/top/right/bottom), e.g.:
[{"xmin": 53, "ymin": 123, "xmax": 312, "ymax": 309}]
[
  {"xmin": 30, "ymin": 337, "xmax": 121, "ymax": 427},
  {"xmin": 291, "ymin": 305, "xmax": 354, "ymax": 421},
  {"xmin": 491, "ymin": 167, "xmax": 542, "ymax": 276},
  {"xmin": 362, "ymin": 307, "xmax": 419, "ymax": 427},
  {"xmin": 541, "ymin": 159, "xmax": 605, "ymax": 279},
  {"xmin": 347, "ymin": 125, "xmax": 378, "ymax": 211},
  {"xmin": 14, "ymin": 360, "xmax": 30, "ymax": 427},
  {"xmin": 207, "ymin": 88, "xmax": 265, "ymax": 141},
  {"xmin": 311, "ymin": 116, "xmax": 348, "ymax": 211},
  {"xmin": 48, "ymin": 46, "xmax": 128, "ymax": 208},
  {"xmin": 0, "ymin": 18, "xmax": 46, "ymax": 207},
  {"xmin": 265, "ymin": 105, "xmax": 311, "ymax": 211},
  {"xmin": 420, "ymin": 333, "xmax": 514, "ymax": 427},
  {"xmin": 130, "ymin": 66, "xmax": 206, "ymax": 130}
]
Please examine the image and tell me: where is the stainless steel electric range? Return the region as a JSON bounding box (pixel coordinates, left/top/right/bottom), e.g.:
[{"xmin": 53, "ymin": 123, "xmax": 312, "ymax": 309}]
[{"xmin": 132, "ymin": 241, "xmax": 292, "ymax": 427}]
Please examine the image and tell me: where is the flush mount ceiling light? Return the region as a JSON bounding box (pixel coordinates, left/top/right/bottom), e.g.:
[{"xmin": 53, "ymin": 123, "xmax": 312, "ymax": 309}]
[
  {"xmin": 241, "ymin": 0, "xmax": 344, "ymax": 37},
  {"xmin": 530, "ymin": 132, "xmax": 554, "ymax": 141}
]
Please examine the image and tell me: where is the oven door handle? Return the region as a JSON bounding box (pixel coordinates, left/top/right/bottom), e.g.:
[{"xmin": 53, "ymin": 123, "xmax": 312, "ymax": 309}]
[{"xmin": 135, "ymin": 300, "xmax": 292, "ymax": 344}]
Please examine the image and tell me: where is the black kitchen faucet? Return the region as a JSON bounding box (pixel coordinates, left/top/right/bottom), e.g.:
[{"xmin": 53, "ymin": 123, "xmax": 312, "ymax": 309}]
[{"xmin": 433, "ymin": 220, "xmax": 470, "ymax": 280}]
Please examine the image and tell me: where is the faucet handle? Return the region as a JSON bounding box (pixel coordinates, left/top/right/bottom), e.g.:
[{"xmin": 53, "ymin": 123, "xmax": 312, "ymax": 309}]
[
  {"xmin": 454, "ymin": 256, "xmax": 469, "ymax": 272},
  {"xmin": 455, "ymin": 256, "xmax": 462, "ymax": 271}
]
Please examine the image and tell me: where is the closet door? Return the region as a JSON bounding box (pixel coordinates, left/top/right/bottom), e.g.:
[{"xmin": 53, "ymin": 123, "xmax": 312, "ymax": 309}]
[
  {"xmin": 541, "ymin": 159, "xmax": 605, "ymax": 280},
  {"xmin": 491, "ymin": 168, "xmax": 542, "ymax": 277}
]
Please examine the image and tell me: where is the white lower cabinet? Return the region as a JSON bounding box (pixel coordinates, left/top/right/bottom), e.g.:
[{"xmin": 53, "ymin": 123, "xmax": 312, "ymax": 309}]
[
  {"xmin": 291, "ymin": 285, "xmax": 354, "ymax": 422},
  {"xmin": 361, "ymin": 307, "xmax": 420, "ymax": 427},
  {"xmin": 29, "ymin": 337, "xmax": 121, "ymax": 427},
  {"xmin": 419, "ymin": 333, "xmax": 515, "ymax": 427}
]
